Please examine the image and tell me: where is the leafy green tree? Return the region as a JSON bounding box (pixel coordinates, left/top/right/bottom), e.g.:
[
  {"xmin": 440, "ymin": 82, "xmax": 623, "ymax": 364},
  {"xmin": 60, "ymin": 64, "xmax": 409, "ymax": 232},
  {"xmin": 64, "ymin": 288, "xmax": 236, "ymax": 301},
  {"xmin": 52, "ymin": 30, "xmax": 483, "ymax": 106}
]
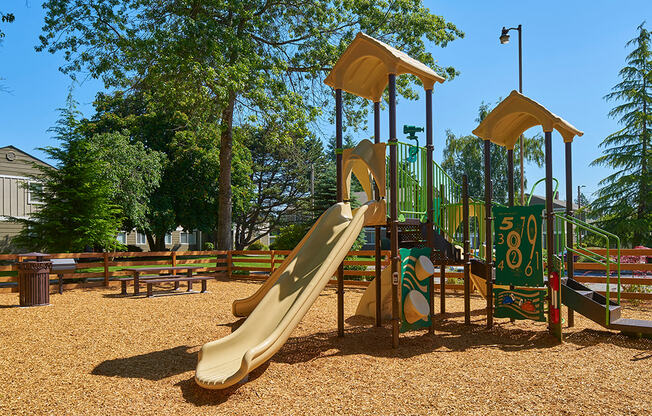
[
  {"xmin": 86, "ymin": 131, "xmax": 165, "ymax": 232},
  {"xmin": 0, "ymin": 11, "xmax": 14, "ymax": 40},
  {"xmin": 590, "ymin": 23, "xmax": 652, "ymax": 246},
  {"xmin": 37, "ymin": 0, "xmax": 464, "ymax": 249},
  {"xmin": 83, "ymin": 91, "xmax": 253, "ymax": 250},
  {"xmin": 0, "ymin": 11, "xmax": 15, "ymax": 92},
  {"xmin": 13, "ymin": 95, "xmax": 122, "ymax": 252},
  {"xmin": 233, "ymin": 125, "xmax": 324, "ymax": 250},
  {"xmin": 442, "ymin": 102, "xmax": 544, "ymax": 204}
]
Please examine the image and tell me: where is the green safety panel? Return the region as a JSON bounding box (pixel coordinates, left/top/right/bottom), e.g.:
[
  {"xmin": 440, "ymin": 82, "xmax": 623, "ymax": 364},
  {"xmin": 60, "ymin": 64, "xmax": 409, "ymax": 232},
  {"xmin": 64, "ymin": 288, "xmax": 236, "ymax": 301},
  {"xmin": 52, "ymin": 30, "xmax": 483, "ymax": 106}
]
[
  {"xmin": 493, "ymin": 205, "xmax": 545, "ymax": 287},
  {"xmin": 494, "ymin": 288, "xmax": 546, "ymax": 322},
  {"xmin": 400, "ymin": 247, "xmax": 432, "ymax": 333}
]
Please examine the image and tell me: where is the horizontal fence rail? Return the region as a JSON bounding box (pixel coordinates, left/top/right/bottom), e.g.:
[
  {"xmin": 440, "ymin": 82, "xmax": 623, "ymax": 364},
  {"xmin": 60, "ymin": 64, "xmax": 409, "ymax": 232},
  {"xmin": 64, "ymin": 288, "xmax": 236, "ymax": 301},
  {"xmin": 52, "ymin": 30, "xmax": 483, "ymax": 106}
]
[
  {"xmin": 1, "ymin": 248, "xmax": 650, "ymax": 300},
  {"xmin": 0, "ymin": 250, "xmax": 229, "ymax": 293}
]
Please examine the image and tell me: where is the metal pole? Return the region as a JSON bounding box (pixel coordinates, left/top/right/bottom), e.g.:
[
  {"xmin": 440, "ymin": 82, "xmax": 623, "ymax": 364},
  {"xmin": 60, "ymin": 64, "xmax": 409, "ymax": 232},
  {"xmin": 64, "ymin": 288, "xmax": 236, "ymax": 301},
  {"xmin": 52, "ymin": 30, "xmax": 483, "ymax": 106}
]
[
  {"xmin": 463, "ymin": 175, "xmax": 471, "ymax": 325},
  {"xmin": 565, "ymin": 142, "xmax": 575, "ymax": 327},
  {"xmin": 518, "ymin": 25, "xmax": 525, "ymax": 206},
  {"xmin": 577, "ymin": 185, "xmax": 583, "ymax": 245},
  {"xmin": 440, "ymin": 183, "xmax": 446, "ymax": 315},
  {"xmin": 545, "ymin": 130, "xmax": 559, "ymax": 337},
  {"xmin": 508, "ymin": 149, "xmax": 514, "ymax": 206},
  {"xmin": 507, "ymin": 148, "xmax": 515, "ymax": 322},
  {"xmin": 484, "ymin": 139, "xmax": 493, "ymax": 329},
  {"xmin": 426, "ymin": 89, "xmax": 435, "ymax": 334},
  {"xmin": 374, "ymin": 100, "xmax": 382, "ymax": 328},
  {"xmin": 336, "ymin": 89, "xmax": 344, "ymax": 338},
  {"xmin": 389, "ymin": 74, "xmax": 400, "ymax": 348},
  {"xmin": 311, "ymin": 163, "xmax": 315, "ymax": 220}
]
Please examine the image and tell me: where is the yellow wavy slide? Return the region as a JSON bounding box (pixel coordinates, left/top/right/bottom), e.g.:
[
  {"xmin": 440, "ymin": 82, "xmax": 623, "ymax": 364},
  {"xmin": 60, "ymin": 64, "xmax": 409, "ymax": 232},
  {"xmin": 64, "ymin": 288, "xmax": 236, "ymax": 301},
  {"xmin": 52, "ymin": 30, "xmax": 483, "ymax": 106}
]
[{"xmin": 195, "ymin": 200, "xmax": 384, "ymax": 389}]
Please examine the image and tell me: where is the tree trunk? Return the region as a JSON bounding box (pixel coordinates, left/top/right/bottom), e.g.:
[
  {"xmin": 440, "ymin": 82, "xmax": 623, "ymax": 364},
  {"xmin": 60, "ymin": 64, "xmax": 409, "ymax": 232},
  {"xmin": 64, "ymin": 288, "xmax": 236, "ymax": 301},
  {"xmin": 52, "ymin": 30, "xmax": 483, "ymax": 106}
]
[
  {"xmin": 145, "ymin": 232, "xmax": 165, "ymax": 251},
  {"xmin": 216, "ymin": 91, "xmax": 236, "ymax": 250},
  {"xmin": 635, "ymin": 75, "xmax": 647, "ymax": 246}
]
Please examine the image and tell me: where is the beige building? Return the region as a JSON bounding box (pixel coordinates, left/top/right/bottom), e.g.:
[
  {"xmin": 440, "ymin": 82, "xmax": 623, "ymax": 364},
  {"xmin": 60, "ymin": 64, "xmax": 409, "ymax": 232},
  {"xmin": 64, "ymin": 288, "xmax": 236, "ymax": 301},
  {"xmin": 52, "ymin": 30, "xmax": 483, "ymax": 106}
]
[
  {"xmin": 118, "ymin": 227, "xmax": 203, "ymax": 251},
  {"xmin": 0, "ymin": 145, "xmax": 207, "ymax": 252},
  {"xmin": 0, "ymin": 146, "xmax": 50, "ymax": 250}
]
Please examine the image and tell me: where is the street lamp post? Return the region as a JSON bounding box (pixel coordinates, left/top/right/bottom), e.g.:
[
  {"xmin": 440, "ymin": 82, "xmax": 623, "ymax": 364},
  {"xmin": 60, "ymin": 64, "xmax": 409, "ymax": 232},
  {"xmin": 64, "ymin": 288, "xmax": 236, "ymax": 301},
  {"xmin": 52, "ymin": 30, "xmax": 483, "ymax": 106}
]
[
  {"xmin": 500, "ymin": 24, "xmax": 524, "ymax": 204},
  {"xmin": 577, "ymin": 184, "xmax": 586, "ymax": 244}
]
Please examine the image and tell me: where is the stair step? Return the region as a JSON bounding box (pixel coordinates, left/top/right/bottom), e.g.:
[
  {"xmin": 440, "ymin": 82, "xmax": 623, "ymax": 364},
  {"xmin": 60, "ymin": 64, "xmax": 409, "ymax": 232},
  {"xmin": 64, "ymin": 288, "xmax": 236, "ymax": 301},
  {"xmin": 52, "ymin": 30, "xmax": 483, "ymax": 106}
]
[
  {"xmin": 575, "ymin": 290, "xmax": 593, "ymax": 297},
  {"xmin": 609, "ymin": 318, "xmax": 652, "ymax": 335}
]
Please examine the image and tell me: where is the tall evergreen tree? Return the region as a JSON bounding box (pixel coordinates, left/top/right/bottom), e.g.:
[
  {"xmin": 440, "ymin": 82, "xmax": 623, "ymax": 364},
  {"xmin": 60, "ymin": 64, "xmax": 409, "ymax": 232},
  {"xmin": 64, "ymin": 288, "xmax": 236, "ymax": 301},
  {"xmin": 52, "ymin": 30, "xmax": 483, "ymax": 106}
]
[
  {"xmin": 591, "ymin": 22, "xmax": 652, "ymax": 246},
  {"xmin": 13, "ymin": 95, "xmax": 122, "ymax": 252}
]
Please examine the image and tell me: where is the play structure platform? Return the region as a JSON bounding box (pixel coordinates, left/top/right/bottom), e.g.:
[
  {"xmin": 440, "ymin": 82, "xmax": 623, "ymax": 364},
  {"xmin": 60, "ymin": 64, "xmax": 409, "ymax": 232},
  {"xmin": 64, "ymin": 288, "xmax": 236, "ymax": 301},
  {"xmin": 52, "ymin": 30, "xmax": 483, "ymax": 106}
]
[{"xmin": 194, "ymin": 32, "xmax": 651, "ymax": 390}]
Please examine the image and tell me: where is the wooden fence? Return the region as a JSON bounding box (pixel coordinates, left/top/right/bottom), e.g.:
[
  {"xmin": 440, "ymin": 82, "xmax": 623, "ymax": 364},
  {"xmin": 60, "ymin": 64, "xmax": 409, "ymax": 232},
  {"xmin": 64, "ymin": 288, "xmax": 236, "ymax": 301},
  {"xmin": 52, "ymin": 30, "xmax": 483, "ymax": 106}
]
[
  {"xmin": 0, "ymin": 248, "xmax": 650, "ymax": 300},
  {"xmin": 0, "ymin": 250, "xmax": 228, "ymax": 293},
  {"xmin": 572, "ymin": 247, "xmax": 652, "ymax": 300}
]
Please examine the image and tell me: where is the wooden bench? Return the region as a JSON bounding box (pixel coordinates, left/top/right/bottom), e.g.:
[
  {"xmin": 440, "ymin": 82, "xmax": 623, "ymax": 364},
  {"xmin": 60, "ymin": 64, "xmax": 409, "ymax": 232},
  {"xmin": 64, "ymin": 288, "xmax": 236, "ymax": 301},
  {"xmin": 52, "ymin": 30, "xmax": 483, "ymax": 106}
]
[
  {"xmin": 121, "ymin": 266, "xmax": 205, "ymax": 295},
  {"xmin": 116, "ymin": 274, "xmax": 185, "ymax": 295},
  {"xmin": 144, "ymin": 276, "xmax": 212, "ymax": 297}
]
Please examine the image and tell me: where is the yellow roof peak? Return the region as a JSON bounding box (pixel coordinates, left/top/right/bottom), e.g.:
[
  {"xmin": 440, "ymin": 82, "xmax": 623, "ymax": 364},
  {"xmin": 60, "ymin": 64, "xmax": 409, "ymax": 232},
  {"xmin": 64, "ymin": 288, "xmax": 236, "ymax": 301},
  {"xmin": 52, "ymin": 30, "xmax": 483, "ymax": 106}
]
[
  {"xmin": 324, "ymin": 32, "xmax": 445, "ymax": 102},
  {"xmin": 472, "ymin": 90, "xmax": 583, "ymax": 148}
]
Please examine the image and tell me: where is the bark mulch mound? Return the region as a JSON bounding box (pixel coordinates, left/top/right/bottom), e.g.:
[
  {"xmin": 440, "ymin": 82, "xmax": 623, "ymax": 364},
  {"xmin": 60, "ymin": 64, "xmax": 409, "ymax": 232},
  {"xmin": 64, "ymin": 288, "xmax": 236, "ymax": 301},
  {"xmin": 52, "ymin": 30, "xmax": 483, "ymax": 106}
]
[{"xmin": 1, "ymin": 278, "xmax": 650, "ymax": 415}]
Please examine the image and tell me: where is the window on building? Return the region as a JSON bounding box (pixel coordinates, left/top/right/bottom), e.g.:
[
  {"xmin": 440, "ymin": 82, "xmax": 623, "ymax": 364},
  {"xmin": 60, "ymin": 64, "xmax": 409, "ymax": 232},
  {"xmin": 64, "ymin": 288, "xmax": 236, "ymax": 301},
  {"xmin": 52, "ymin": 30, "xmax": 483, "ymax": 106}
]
[
  {"xmin": 165, "ymin": 233, "xmax": 172, "ymax": 245},
  {"xmin": 28, "ymin": 182, "xmax": 44, "ymax": 204},
  {"xmin": 136, "ymin": 232, "xmax": 147, "ymax": 245},
  {"xmin": 364, "ymin": 228, "xmax": 376, "ymax": 245},
  {"xmin": 116, "ymin": 232, "xmax": 127, "ymax": 244},
  {"xmin": 180, "ymin": 231, "xmax": 196, "ymax": 245}
]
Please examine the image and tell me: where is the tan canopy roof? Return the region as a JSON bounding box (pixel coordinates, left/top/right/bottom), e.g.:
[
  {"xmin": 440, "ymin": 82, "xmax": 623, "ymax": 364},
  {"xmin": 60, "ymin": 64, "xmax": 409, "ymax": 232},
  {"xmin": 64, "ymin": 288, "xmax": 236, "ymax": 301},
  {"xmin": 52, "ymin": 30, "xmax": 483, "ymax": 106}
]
[
  {"xmin": 472, "ymin": 90, "xmax": 583, "ymax": 149},
  {"xmin": 324, "ymin": 32, "xmax": 445, "ymax": 102}
]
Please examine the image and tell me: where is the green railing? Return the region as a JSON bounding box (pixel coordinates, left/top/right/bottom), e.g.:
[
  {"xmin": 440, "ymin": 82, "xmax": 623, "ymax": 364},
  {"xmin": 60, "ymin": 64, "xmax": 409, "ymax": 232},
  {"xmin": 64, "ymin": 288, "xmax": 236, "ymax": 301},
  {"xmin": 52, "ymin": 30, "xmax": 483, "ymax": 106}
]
[
  {"xmin": 526, "ymin": 177, "xmax": 559, "ymax": 206},
  {"xmin": 393, "ymin": 141, "xmax": 464, "ymax": 223},
  {"xmin": 553, "ymin": 212, "xmax": 621, "ymax": 326},
  {"xmin": 395, "ymin": 141, "xmax": 427, "ymax": 221},
  {"xmin": 392, "ymin": 141, "xmax": 494, "ymax": 258},
  {"xmin": 439, "ymin": 201, "xmax": 486, "ymax": 255}
]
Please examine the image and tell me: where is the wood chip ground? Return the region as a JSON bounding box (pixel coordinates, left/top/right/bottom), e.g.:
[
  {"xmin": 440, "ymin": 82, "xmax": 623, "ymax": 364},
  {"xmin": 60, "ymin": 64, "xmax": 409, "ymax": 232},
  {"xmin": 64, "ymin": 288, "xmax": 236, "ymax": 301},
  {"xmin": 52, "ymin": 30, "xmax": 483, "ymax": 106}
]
[{"xmin": 1, "ymin": 278, "xmax": 651, "ymax": 415}]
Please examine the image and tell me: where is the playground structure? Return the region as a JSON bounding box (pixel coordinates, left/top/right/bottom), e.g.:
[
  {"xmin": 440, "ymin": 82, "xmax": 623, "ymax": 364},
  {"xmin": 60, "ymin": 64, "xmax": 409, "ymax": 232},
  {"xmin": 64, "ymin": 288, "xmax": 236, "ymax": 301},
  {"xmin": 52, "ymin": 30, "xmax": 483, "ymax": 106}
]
[{"xmin": 194, "ymin": 32, "xmax": 652, "ymax": 389}]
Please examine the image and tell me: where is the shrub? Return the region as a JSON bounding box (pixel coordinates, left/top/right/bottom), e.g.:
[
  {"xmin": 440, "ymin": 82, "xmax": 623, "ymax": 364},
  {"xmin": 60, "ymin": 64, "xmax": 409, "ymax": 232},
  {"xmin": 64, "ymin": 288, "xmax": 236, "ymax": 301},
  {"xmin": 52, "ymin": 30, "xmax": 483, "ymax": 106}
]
[
  {"xmin": 203, "ymin": 241, "xmax": 215, "ymax": 250},
  {"xmin": 126, "ymin": 244, "xmax": 143, "ymax": 252},
  {"xmin": 270, "ymin": 223, "xmax": 310, "ymax": 250},
  {"xmin": 247, "ymin": 240, "xmax": 269, "ymax": 251}
]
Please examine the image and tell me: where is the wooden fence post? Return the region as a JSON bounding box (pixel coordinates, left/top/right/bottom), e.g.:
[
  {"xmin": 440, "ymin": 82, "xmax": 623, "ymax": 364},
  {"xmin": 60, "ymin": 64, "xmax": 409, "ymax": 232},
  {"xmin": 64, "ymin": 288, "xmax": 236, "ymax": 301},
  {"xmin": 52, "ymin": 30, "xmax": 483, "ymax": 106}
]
[
  {"xmin": 103, "ymin": 252, "xmax": 109, "ymax": 286},
  {"xmin": 270, "ymin": 250, "xmax": 276, "ymax": 275},
  {"xmin": 227, "ymin": 251, "xmax": 232, "ymax": 279},
  {"xmin": 16, "ymin": 255, "xmax": 21, "ymax": 292},
  {"xmin": 172, "ymin": 251, "xmax": 177, "ymax": 267}
]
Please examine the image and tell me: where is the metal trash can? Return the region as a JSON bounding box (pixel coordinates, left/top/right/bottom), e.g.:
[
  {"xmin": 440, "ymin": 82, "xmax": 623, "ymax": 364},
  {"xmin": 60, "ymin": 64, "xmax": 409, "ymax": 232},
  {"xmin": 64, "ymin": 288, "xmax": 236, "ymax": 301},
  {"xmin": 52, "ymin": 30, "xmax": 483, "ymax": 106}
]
[{"xmin": 17, "ymin": 252, "xmax": 52, "ymax": 307}]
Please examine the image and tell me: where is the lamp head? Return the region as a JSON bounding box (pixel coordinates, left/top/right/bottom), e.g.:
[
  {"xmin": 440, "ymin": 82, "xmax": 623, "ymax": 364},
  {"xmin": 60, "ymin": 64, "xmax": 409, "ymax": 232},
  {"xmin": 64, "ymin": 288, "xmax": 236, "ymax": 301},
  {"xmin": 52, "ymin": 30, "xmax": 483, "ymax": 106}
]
[{"xmin": 500, "ymin": 27, "xmax": 510, "ymax": 44}]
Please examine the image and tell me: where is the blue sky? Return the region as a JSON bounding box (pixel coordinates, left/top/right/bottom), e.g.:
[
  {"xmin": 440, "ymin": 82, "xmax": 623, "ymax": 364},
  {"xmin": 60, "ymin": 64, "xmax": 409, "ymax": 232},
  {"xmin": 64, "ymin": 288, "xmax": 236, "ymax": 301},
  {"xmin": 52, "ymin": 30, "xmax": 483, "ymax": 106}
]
[{"xmin": 0, "ymin": 0, "xmax": 650, "ymax": 200}]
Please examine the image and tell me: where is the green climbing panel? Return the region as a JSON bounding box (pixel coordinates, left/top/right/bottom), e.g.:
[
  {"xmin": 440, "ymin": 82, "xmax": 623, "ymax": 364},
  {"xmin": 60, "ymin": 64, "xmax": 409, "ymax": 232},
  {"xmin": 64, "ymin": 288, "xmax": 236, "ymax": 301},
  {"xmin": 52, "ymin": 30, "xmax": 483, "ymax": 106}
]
[
  {"xmin": 493, "ymin": 205, "xmax": 545, "ymax": 287},
  {"xmin": 400, "ymin": 247, "xmax": 432, "ymax": 333}
]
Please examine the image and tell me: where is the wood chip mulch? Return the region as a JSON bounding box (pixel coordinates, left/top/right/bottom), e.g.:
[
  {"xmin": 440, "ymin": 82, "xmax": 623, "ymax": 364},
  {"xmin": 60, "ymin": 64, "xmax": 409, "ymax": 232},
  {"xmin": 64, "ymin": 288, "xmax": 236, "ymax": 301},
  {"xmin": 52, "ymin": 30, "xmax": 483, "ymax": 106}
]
[{"xmin": 1, "ymin": 278, "xmax": 651, "ymax": 415}]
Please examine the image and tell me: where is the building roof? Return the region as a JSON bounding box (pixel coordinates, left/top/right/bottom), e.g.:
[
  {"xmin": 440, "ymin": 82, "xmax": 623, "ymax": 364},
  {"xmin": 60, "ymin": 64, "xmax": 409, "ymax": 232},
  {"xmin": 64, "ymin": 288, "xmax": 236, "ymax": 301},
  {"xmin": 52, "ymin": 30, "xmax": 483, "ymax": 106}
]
[
  {"xmin": 526, "ymin": 193, "xmax": 578, "ymax": 211},
  {"xmin": 324, "ymin": 32, "xmax": 445, "ymax": 101},
  {"xmin": 472, "ymin": 91, "xmax": 583, "ymax": 149},
  {"xmin": 0, "ymin": 145, "xmax": 54, "ymax": 169}
]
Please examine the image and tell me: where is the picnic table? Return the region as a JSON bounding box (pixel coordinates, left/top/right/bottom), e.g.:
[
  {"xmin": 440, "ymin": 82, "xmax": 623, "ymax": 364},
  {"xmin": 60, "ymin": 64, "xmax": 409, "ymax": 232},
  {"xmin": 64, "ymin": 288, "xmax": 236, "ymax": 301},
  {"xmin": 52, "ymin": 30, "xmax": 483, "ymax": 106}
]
[{"xmin": 120, "ymin": 266, "xmax": 210, "ymax": 297}]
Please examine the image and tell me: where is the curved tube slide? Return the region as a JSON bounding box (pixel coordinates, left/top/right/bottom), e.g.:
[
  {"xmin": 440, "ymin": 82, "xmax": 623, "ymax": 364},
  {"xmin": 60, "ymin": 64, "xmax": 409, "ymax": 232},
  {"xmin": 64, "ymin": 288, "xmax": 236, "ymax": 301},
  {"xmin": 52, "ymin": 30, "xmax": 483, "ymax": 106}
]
[{"xmin": 195, "ymin": 201, "xmax": 378, "ymax": 389}]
